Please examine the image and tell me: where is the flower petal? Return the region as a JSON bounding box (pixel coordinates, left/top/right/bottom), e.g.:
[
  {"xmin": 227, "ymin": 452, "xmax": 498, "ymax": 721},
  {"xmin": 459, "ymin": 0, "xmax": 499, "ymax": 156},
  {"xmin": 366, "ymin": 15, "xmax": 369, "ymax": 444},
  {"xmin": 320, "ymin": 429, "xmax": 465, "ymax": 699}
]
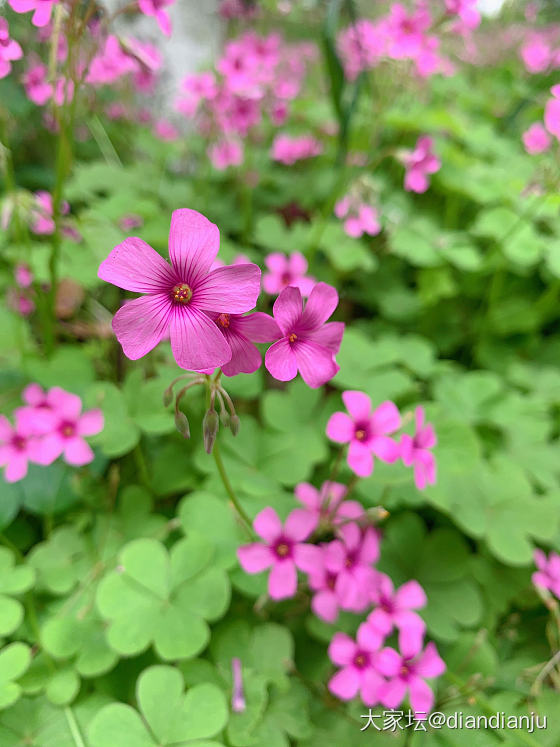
[
  {"xmin": 113, "ymin": 293, "xmax": 172, "ymax": 360},
  {"xmin": 408, "ymin": 675, "xmax": 434, "ymax": 716},
  {"xmin": 342, "ymin": 391, "xmax": 372, "ymax": 420},
  {"xmin": 371, "ymin": 401, "xmax": 401, "ymax": 434},
  {"xmin": 293, "ymin": 339, "xmax": 338, "ymax": 388},
  {"xmin": 63, "ymin": 437, "xmax": 94, "ymax": 466},
  {"xmin": 299, "ymin": 282, "xmax": 339, "ymax": 330},
  {"xmin": 235, "ymin": 312, "xmax": 281, "ymax": 343},
  {"xmin": 272, "ymin": 286, "xmax": 302, "ymax": 334},
  {"xmin": 285, "ymin": 508, "xmax": 318, "ymax": 541},
  {"xmin": 237, "ymin": 543, "xmax": 274, "ymax": 573},
  {"xmin": 328, "ymin": 632, "xmax": 357, "ymax": 666},
  {"xmin": 169, "ymin": 305, "xmax": 232, "ymax": 371},
  {"xmin": 265, "ymin": 339, "xmax": 298, "ymax": 382},
  {"xmin": 326, "ymin": 412, "xmax": 354, "ymax": 443},
  {"xmin": 253, "ymin": 507, "xmax": 282, "ymax": 543},
  {"xmin": 194, "ymin": 264, "xmax": 261, "ymax": 314},
  {"xmin": 328, "ymin": 667, "xmax": 360, "ymax": 701},
  {"xmin": 78, "ymin": 410, "xmax": 104, "ymax": 437},
  {"xmin": 168, "ymin": 209, "xmax": 220, "ymax": 285},
  {"xmin": 348, "ymin": 439, "xmax": 374, "ymax": 477},
  {"xmin": 268, "ymin": 559, "xmax": 297, "ymax": 599},
  {"xmin": 221, "ymin": 329, "xmax": 262, "ymax": 377},
  {"xmin": 98, "ymin": 237, "xmax": 175, "ymax": 292},
  {"xmin": 414, "ymin": 642, "xmax": 446, "ymax": 679},
  {"xmin": 306, "ymin": 321, "xmax": 344, "ymax": 354},
  {"xmin": 395, "ymin": 580, "xmax": 427, "ymax": 611}
]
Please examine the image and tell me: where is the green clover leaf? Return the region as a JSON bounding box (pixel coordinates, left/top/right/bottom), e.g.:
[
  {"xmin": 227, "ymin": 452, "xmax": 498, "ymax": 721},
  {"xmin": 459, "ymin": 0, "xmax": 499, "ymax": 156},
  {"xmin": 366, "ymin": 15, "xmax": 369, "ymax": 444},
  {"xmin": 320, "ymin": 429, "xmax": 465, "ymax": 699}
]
[{"xmin": 0, "ymin": 548, "xmax": 35, "ymax": 637}]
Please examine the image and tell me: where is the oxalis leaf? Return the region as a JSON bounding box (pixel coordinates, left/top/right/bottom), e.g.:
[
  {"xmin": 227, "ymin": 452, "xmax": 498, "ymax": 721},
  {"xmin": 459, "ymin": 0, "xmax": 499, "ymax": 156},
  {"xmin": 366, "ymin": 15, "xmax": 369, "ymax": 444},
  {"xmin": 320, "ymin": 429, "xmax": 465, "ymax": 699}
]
[{"xmin": 0, "ymin": 548, "xmax": 35, "ymax": 637}]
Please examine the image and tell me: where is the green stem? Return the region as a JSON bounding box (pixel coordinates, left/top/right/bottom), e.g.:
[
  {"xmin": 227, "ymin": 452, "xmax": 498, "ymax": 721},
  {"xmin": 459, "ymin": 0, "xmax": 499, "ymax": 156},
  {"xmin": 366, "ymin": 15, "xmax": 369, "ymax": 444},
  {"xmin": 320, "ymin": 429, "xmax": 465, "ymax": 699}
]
[
  {"xmin": 64, "ymin": 706, "xmax": 86, "ymax": 747},
  {"xmin": 133, "ymin": 443, "xmax": 150, "ymax": 488},
  {"xmin": 212, "ymin": 442, "xmax": 253, "ymax": 535}
]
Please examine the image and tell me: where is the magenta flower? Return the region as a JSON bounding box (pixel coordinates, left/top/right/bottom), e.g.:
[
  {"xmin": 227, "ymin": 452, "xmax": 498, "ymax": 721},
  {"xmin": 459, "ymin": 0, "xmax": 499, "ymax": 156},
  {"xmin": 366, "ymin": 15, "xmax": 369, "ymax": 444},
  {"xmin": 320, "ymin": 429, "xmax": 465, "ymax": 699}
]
[
  {"xmin": 533, "ymin": 549, "xmax": 560, "ymax": 599},
  {"xmin": 138, "ymin": 0, "xmax": 175, "ymax": 36},
  {"xmin": 444, "ymin": 0, "xmax": 480, "ymax": 30},
  {"xmin": 30, "ymin": 191, "xmax": 69, "ymax": 235},
  {"xmin": 98, "ymin": 209, "xmax": 261, "ymax": 371},
  {"xmin": 0, "ymin": 410, "xmax": 43, "ymax": 482},
  {"xmin": 9, "ymin": 0, "xmax": 57, "ymax": 27},
  {"xmin": 201, "ymin": 312, "xmax": 280, "ymax": 377},
  {"xmin": 544, "ymin": 85, "xmax": 560, "ymax": 141},
  {"xmin": 271, "ymin": 134, "xmax": 323, "ymax": 165},
  {"xmin": 323, "ymin": 523, "xmax": 379, "ymax": 612},
  {"xmin": 0, "ymin": 19, "xmax": 23, "ymax": 80},
  {"xmin": 15, "ymin": 263, "xmax": 33, "ymax": 289},
  {"xmin": 522, "ymin": 123, "xmax": 551, "ymax": 155},
  {"xmin": 153, "ymin": 119, "xmax": 179, "ymax": 141},
  {"xmin": 295, "ymin": 481, "xmax": 364, "ymax": 529},
  {"xmin": 22, "ymin": 63, "xmax": 53, "ymax": 106},
  {"xmin": 237, "ymin": 507, "xmax": 320, "ymax": 600},
  {"xmin": 366, "ymin": 573, "xmax": 426, "ymax": 653},
  {"xmin": 328, "ymin": 624, "xmax": 399, "ymax": 706},
  {"xmin": 334, "ymin": 197, "xmax": 381, "ymax": 239},
  {"xmin": 263, "ymin": 252, "xmax": 315, "ymax": 297},
  {"xmin": 402, "ymin": 136, "xmax": 440, "ymax": 193},
  {"xmin": 326, "ymin": 391, "xmax": 401, "ymax": 478},
  {"xmin": 34, "ymin": 388, "xmax": 103, "ymax": 467},
  {"xmin": 521, "ymin": 35, "xmax": 551, "ymax": 74},
  {"xmin": 208, "ymin": 140, "xmax": 244, "ymax": 170},
  {"xmin": 377, "ymin": 640, "xmax": 446, "ymax": 716},
  {"xmin": 265, "ymin": 283, "xmax": 344, "ymax": 389},
  {"xmin": 307, "ymin": 550, "xmax": 343, "ymax": 622},
  {"xmin": 400, "ymin": 406, "xmax": 436, "ymax": 490}
]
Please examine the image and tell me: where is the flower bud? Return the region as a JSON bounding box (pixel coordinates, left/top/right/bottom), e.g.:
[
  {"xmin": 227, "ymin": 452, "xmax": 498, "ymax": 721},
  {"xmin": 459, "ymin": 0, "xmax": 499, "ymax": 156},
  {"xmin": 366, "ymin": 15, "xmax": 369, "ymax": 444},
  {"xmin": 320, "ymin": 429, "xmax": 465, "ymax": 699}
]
[
  {"xmin": 174, "ymin": 410, "xmax": 190, "ymax": 439},
  {"xmin": 163, "ymin": 387, "xmax": 174, "ymax": 407},
  {"xmin": 203, "ymin": 409, "xmax": 219, "ymax": 454},
  {"xmin": 220, "ymin": 410, "xmax": 231, "ymax": 427},
  {"xmin": 230, "ymin": 414, "xmax": 240, "ymax": 436}
]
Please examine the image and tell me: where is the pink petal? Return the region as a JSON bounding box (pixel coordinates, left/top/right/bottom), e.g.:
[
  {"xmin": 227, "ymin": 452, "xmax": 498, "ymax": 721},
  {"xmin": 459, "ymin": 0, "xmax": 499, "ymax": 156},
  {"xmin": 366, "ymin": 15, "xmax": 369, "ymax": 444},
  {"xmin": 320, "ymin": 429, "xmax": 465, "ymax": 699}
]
[
  {"xmin": 237, "ymin": 543, "xmax": 274, "ymax": 573},
  {"xmin": 288, "ymin": 252, "xmax": 308, "ymax": 275},
  {"xmin": 112, "ymin": 293, "xmax": 172, "ymax": 360},
  {"xmin": 98, "ymin": 238, "xmax": 175, "ymax": 292},
  {"xmin": 312, "ymin": 590, "xmax": 339, "ymax": 622},
  {"xmin": 235, "ymin": 312, "xmax": 281, "ymax": 343},
  {"xmin": 264, "ymin": 253, "xmax": 288, "ymax": 273},
  {"xmin": 326, "ymin": 412, "xmax": 354, "ymax": 443},
  {"xmin": 414, "ymin": 642, "xmax": 446, "ymax": 678},
  {"xmin": 395, "ymin": 580, "xmax": 427, "ymax": 611},
  {"xmin": 293, "ymin": 543, "xmax": 322, "ymax": 573},
  {"xmin": 357, "ymin": 622, "xmax": 383, "ymax": 652},
  {"xmin": 380, "ymin": 676, "xmax": 407, "ymax": 709},
  {"xmin": 366, "ymin": 610, "xmax": 392, "ymax": 637},
  {"xmin": 294, "ymin": 483, "xmax": 320, "ymax": 511},
  {"xmin": 23, "ymin": 384, "xmax": 45, "ymax": 406},
  {"xmin": 168, "ymin": 209, "xmax": 220, "ymax": 286},
  {"xmin": 371, "ymin": 401, "xmax": 401, "ymax": 434},
  {"xmin": 253, "ymin": 506, "xmax": 282, "ymax": 543},
  {"xmin": 360, "ymin": 669, "xmax": 384, "ymax": 707},
  {"xmin": 359, "ymin": 528, "xmax": 380, "ymax": 564},
  {"xmin": 293, "ymin": 340, "xmax": 338, "ymax": 388},
  {"xmin": 47, "ymin": 388, "xmax": 82, "ymax": 420},
  {"xmin": 169, "ymin": 305, "xmax": 232, "ymax": 370},
  {"xmin": 63, "ymin": 437, "xmax": 94, "ymax": 466},
  {"xmin": 221, "ymin": 330, "xmax": 261, "ymax": 377},
  {"xmin": 306, "ymin": 321, "xmax": 344, "ymax": 354},
  {"xmin": 342, "ymin": 391, "xmax": 371, "ymax": 420},
  {"xmin": 299, "ymin": 282, "xmax": 338, "ymax": 330},
  {"xmin": 328, "ymin": 633, "xmax": 357, "ymax": 666},
  {"xmin": 272, "ymin": 286, "xmax": 303, "ymax": 334},
  {"xmin": 194, "ymin": 264, "xmax": 261, "ymax": 314},
  {"xmin": 408, "ymin": 675, "xmax": 434, "ymax": 715},
  {"xmin": 0, "ymin": 416, "xmax": 14, "ymax": 442},
  {"xmin": 371, "ymin": 435, "xmax": 400, "ymax": 463},
  {"xmin": 34, "ymin": 433, "xmax": 64, "ymax": 465},
  {"xmin": 268, "ymin": 559, "xmax": 297, "ymax": 599},
  {"xmin": 78, "ymin": 410, "xmax": 104, "ymax": 437},
  {"xmin": 285, "ymin": 508, "xmax": 318, "ymax": 541},
  {"xmin": 400, "ymin": 434, "xmax": 414, "ymax": 466},
  {"xmin": 375, "ymin": 647, "xmax": 402, "ymax": 677},
  {"xmin": 265, "ymin": 339, "xmax": 298, "ymax": 382},
  {"xmin": 156, "ymin": 8, "xmax": 171, "ymax": 35},
  {"xmin": 32, "ymin": 1, "xmax": 53, "ymax": 26},
  {"xmin": 395, "ymin": 612, "xmax": 426, "ymax": 654},
  {"xmin": 347, "ymin": 440, "xmax": 374, "ymax": 477},
  {"xmin": 328, "ymin": 667, "xmax": 360, "ymax": 700},
  {"xmin": 4, "ymin": 455, "xmax": 28, "ymax": 482}
]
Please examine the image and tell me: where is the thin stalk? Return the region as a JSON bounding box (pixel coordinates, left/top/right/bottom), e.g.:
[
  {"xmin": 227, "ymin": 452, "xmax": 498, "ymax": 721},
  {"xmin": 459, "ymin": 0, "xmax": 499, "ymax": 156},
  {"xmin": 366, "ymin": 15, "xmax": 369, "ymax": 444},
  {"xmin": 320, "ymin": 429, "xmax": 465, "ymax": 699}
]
[
  {"xmin": 212, "ymin": 441, "xmax": 253, "ymax": 536},
  {"xmin": 64, "ymin": 706, "xmax": 86, "ymax": 747}
]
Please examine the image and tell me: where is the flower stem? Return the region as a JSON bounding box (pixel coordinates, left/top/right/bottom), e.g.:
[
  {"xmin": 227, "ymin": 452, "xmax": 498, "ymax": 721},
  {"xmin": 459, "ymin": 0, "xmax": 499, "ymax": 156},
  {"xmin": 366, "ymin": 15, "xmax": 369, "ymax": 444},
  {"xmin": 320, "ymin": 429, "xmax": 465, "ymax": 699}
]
[{"xmin": 212, "ymin": 441, "xmax": 253, "ymax": 536}]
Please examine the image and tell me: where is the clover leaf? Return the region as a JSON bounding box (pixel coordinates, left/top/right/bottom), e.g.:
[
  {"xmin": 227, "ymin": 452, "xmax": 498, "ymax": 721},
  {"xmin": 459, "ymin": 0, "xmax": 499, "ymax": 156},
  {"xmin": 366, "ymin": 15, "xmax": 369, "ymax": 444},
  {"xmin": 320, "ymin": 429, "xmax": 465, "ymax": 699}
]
[
  {"xmin": 0, "ymin": 643, "xmax": 31, "ymax": 710},
  {"xmin": 0, "ymin": 548, "xmax": 35, "ymax": 637},
  {"xmin": 27, "ymin": 527, "xmax": 89, "ymax": 596}
]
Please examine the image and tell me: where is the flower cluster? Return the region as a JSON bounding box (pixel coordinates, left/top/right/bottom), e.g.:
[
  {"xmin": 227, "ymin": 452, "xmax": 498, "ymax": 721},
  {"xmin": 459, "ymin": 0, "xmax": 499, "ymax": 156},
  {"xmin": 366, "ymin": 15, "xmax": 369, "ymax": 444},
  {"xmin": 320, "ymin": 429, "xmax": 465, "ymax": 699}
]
[
  {"xmin": 334, "ymin": 195, "xmax": 381, "ymax": 239},
  {"xmin": 263, "ymin": 252, "xmax": 315, "ymax": 297},
  {"xmin": 399, "ymin": 136, "xmax": 441, "ymax": 194},
  {"xmin": 327, "ymin": 392, "xmax": 436, "ymax": 490},
  {"xmin": 175, "ymin": 32, "xmax": 316, "ymax": 167},
  {"xmin": 238, "ymin": 481, "xmax": 444, "ymax": 714},
  {"xmin": 7, "ymin": 263, "xmax": 35, "ymax": 317},
  {"xmin": 0, "ymin": 385, "xmax": 104, "ymax": 483},
  {"xmin": 98, "ymin": 209, "xmax": 344, "ymax": 389},
  {"xmin": 522, "ymin": 84, "xmax": 560, "ymax": 156}
]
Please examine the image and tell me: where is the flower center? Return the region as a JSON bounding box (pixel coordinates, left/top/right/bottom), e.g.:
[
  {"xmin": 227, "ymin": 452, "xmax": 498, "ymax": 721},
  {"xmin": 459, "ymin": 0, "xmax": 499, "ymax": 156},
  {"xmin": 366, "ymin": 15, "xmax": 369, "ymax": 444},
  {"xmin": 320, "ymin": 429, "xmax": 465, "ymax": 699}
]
[
  {"xmin": 326, "ymin": 573, "xmax": 337, "ymax": 590},
  {"xmin": 171, "ymin": 283, "xmax": 193, "ymax": 305},
  {"xmin": 60, "ymin": 422, "xmax": 75, "ymax": 438},
  {"xmin": 400, "ymin": 664, "xmax": 410, "ymax": 678},
  {"xmin": 217, "ymin": 313, "xmax": 230, "ymax": 328},
  {"xmin": 355, "ymin": 429, "xmax": 366, "ymax": 440},
  {"xmin": 353, "ymin": 652, "xmax": 370, "ymax": 669},
  {"xmin": 288, "ymin": 333, "xmax": 298, "ymax": 344},
  {"xmin": 12, "ymin": 435, "xmax": 26, "ymax": 451},
  {"xmin": 274, "ymin": 539, "xmax": 292, "ymax": 559},
  {"xmin": 281, "ymin": 272, "xmax": 292, "ymax": 284}
]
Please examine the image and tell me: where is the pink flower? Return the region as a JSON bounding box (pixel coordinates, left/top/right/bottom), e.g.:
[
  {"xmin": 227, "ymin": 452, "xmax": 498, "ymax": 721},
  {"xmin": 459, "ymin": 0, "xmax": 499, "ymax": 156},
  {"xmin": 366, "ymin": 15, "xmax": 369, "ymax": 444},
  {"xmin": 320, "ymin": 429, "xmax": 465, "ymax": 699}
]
[
  {"xmin": 326, "ymin": 391, "xmax": 401, "ymax": 478},
  {"xmin": 22, "ymin": 63, "xmax": 53, "ymax": 105},
  {"xmin": 337, "ymin": 19, "xmax": 386, "ymax": 80},
  {"xmin": 521, "ymin": 35, "xmax": 551, "ymax": 74},
  {"xmin": 377, "ymin": 640, "xmax": 446, "ymax": 716},
  {"xmin": 153, "ymin": 119, "xmax": 179, "ymax": 141},
  {"xmin": 271, "ymin": 134, "xmax": 323, "ymax": 165},
  {"xmin": 544, "ymin": 86, "xmax": 560, "ymax": 140},
  {"xmin": 263, "ymin": 252, "xmax": 315, "ymax": 297},
  {"xmin": 33, "ymin": 388, "xmax": 103, "ymax": 467},
  {"xmin": 522, "ymin": 123, "xmax": 551, "ymax": 154},
  {"xmin": 30, "ymin": 191, "xmax": 69, "ymax": 235},
  {"xmin": 402, "ymin": 136, "xmax": 441, "ymax": 193},
  {"xmin": 86, "ymin": 36, "xmax": 138, "ymax": 86},
  {"xmin": 138, "ymin": 0, "xmax": 175, "ymax": 36},
  {"xmin": 237, "ymin": 507, "xmax": 320, "ymax": 600},
  {"xmin": 400, "ymin": 406, "xmax": 436, "ymax": 490},
  {"xmin": 328, "ymin": 624, "xmax": 399, "ymax": 705},
  {"xmin": 176, "ymin": 72, "xmax": 217, "ymax": 117},
  {"xmin": 295, "ymin": 481, "xmax": 364, "ymax": 529},
  {"xmin": 0, "ymin": 410, "xmax": 43, "ymax": 482},
  {"xmin": 0, "ymin": 19, "xmax": 23, "ymax": 79},
  {"xmin": 307, "ymin": 550, "xmax": 344, "ymax": 622},
  {"xmin": 98, "ymin": 209, "xmax": 261, "ymax": 371},
  {"xmin": 323, "ymin": 523, "xmax": 379, "ymax": 612},
  {"xmin": 386, "ymin": 3, "xmax": 431, "ymax": 60},
  {"xmin": 7, "ymin": 289, "xmax": 35, "ymax": 316},
  {"xmin": 334, "ymin": 197, "xmax": 381, "ymax": 238},
  {"xmin": 201, "ymin": 312, "xmax": 280, "ymax": 377},
  {"xmin": 15, "ymin": 263, "xmax": 33, "ymax": 289},
  {"xmin": 9, "ymin": 0, "xmax": 57, "ymax": 27},
  {"xmin": 265, "ymin": 283, "xmax": 344, "ymax": 389},
  {"xmin": 208, "ymin": 140, "xmax": 243, "ymax": 170},
  {"xmin": 444, "ymin": 0, "xmax": 480, "ymax": 30},
  {"xmin": 119, "ymin": 214, "xmax": 144, "ymax": 231},
  {"xmin": 366, "ymin": 574, "xmax": 426, "ymax": 652},
  {"xmin": 533, "ymin": 549, "xmax": 560, "ymax": 599}
]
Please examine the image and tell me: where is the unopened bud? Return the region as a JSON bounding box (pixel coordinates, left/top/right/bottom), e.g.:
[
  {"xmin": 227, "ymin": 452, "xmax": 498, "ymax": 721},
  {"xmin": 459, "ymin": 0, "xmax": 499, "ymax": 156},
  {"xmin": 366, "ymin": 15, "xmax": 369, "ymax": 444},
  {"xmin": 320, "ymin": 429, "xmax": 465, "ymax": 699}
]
[
  {"xmin": 163, "ymin": 387, "xmax": 173, "ymax": 407},
  {"xmin": 203, "ymin": 409, "xmax": 219, "ymax": 454},
  {"xmin": 220, "ymin": 410, "xmax": 231, "ymax": 427},
  {"xmin": 230, "ymin": 414, "xmax": 240, "ymax": 436},
  {"xmin": 174, "ymin": 410, "xmax": 190, "ymax": 439}
]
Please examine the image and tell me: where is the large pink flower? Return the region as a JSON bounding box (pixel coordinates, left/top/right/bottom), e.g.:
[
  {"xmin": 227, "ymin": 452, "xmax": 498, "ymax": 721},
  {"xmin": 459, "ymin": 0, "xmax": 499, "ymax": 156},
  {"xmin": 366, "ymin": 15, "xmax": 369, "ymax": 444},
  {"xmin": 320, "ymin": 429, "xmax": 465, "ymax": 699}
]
[
  {"xmin": 400, "ymin": 406, "xmax": 436, "ymax": 490},
  {"xmin": 326, "ymin": 391, "xmax": 401, "ymax": 477},
  {"xmin": 202, "ymin": 312, "xmax": 280, "ymax": 377},
  {"xmin": 9, "ymin": 0, "xmax": 57, "ymax": 27},
  {"xmin": 328, "ymin": 624, "xmax": 399, "ymax": 706},
  {"xmin": 377, "ymin": 640, "xmax": 446, "ymax": 716},
  {"xmin": 366, "ymin": 573, "xmax": 426, "ymax": 653},
  {"xmin": 237, "ymin": 507, "xmax": 320, "ymax": 599},
  {"xmin": 98, "ymin": 209, "xmax": 261, "ymax": 371},
  {"xmin": 0, "ymin": 410, "xmax": 42, "ymax": 482},
  {"xmin": 265, "ymin": 283, "xmax": 344, "ymax": 388}
]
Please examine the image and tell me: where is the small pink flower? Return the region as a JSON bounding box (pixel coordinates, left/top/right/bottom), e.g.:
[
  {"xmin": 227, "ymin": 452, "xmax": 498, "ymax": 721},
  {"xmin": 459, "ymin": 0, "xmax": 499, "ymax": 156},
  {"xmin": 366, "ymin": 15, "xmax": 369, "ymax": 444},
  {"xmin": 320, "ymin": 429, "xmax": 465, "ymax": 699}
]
[
  {"xmin": 176, "ymin": 72, "xmax": 217, "ymax": 117},
  {"xmin": 377, "ymin": 640, "xmax": 446, "ymax": 716},
  {"xmin": 15, "ymin": 263, "xmax": 33, "ymax": 289},
  {"xmin": 366, "ymin": 573, "xmax": 426, "ymax": 652},
  {"xmin": 30, "ymin": 191, "xmax": 69, "ymax": 235},
  {"xmin": 328, "ymin": 624, "xmax": 399, "ymax": 705},
  {"xmin": 521, "ymin": 35, "xmax": 551, "ymax": 74},
  {"xmin": 0, "ymin": 18, "xmax": 23, "ymax": 80},
  {"xmin": 153, "ymin": 119, "xmax": 179, "ymax": 141},
  {"xmin": 402, "ymin": 136, "xmax": 440, "ymax": 194},
  {"xmin": 263, "ymin": 252, "xmax": 315, "ymax": 297},
  {"xmin": 208, "ymin": 140, "xmax": 243, "ymax": 170},
  {"xmin": 326, "ymin": 391, "xmax": 401, "ymax": 478},
  {"xmin": 265, "ymin": 283, "xmax": 344, "ymax": 389},
  {"xmin": 522, "ymin": 123, "xmax": 551, "ymax": 155},
  {"xmin": 335, "ymin": 197, "xmax": 381, "ymax": 238},
  {"xmin": 22, "ymin": 63, "xmax": 53, "ymax": 106},
  {"xmin": 307, "ymin": 550, "xmax": 344, "ymax": 622},
  {"xmin": 544, "ymin": 86, "xmax": 560, "ymax": 140},
  {"xmin": 119, "ymin": 214, "xmax": 144, "ymax": 231},
  {"xmin": 271, "ymin": 134, "xmax": 323, "ymax": 165},
  {"xmin": 7, "ymin": 289, "xmax": 35, "ymax": 316},
  {"xmin": 98, "ymin": 209, "xmax": 261, "ymax": 372},
  {"xmin": 237, "ymin": 507, "xmax": 320, "ymax": 600},
  {"xmin": 323, "ymin": 523, "xmax": 379, "ymax": 612},
  {"xmin": 533, "ymin": 549, "xmax": 560, "ymax": 599},
  {"xmin": 9, "ymin": 0, "xmax": 58, "ymax": 28},
  {"xmin": 33, "ymin": 388, "xmax": 103, "ymax": 467},
  {"xmin": 138, "ymin": 0, "xmax": 175, "ymax": 36},
  {"xmin": 400, "ymin": 406, "xmax": 436, "ymax": 490},
  {"xmin": 295, "ymin": 481, "xmax": 364, "ymax": 529},
  {"xmin": 0, "ymin": 410, "xmax": 43, "ymax": 482}
]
